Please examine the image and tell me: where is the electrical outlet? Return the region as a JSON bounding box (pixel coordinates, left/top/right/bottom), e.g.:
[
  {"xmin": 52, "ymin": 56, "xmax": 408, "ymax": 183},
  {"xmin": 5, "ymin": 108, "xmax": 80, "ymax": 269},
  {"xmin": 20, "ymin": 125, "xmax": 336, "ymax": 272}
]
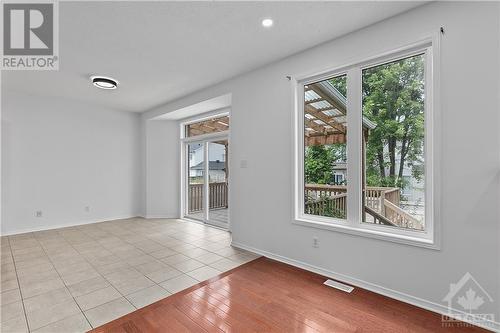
[
  {"xmin": 85, "ymin": 206, "xmax": 90, "ymax": 212},
  {"xmin": 313, "ymin": 237, "xmax": 319, "ymax": 248},
  {"xmin": 35, "ymin": 211, "xmax": 42, "ymax": 218}
]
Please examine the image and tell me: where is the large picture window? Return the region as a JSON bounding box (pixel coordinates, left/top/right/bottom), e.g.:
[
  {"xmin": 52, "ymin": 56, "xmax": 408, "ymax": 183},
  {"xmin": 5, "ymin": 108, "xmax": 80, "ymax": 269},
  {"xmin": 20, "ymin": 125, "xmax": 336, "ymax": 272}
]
[{"xmin": 295, "ymin": 40, "xmax": 437, "ymax": 247}]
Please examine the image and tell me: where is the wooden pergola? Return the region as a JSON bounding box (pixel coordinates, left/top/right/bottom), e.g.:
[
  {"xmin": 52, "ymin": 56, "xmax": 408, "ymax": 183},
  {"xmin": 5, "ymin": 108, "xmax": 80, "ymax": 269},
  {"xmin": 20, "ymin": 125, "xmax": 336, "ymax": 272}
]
[
  {"xmin": 304, "ymin": 80, "xmax": 375, "ymax": 146},
  {"xmin": 186, "ymin": 115, "xmax": 229, "ymax": 137}
]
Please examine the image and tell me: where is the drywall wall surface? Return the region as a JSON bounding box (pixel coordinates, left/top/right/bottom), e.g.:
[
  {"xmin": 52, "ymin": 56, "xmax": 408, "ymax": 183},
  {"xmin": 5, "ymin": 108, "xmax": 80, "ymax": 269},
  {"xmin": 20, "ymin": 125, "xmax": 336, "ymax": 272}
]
[{"xmin": 1, "ymin": 92, "xmax": 142, "ymax": 234}]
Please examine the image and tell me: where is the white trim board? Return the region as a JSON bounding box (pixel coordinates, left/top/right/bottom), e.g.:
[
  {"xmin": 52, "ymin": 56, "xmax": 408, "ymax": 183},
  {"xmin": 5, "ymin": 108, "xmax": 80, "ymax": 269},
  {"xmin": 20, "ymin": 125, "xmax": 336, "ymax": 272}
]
[
  {"xmin": 231, "ymin": 241, "xmax": 500, "ymax": 332},
  {"xmin": 0, "ymin": 215, "xmax": 140, "ymax": 236}
]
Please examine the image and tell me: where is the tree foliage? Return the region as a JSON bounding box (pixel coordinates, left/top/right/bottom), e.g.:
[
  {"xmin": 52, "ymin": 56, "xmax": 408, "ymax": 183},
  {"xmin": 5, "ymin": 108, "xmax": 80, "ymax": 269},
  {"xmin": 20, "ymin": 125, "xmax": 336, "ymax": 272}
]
[
  {"xmin": 329, "ymin": 76, "xmax": 346, "ymax": 97},
  {"xmin": 305, "ymin": 144, "xmax": 346, "ymax": 184},
  {"xmin": 304, "ymin": 55, "xmax": 425, "ymax": 189},
  {"xmin": 362, "ymin": 55, "xmax": 425, "ymax": 188}
]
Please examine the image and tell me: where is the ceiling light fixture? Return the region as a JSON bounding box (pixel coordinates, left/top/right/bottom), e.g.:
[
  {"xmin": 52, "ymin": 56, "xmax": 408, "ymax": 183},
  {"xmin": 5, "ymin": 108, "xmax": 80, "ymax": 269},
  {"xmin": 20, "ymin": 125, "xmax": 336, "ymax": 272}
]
[
  {"xmin": 91, "ymin": 76, "xmax": 118, "ymax": 90},
  {"xmin": 261, "ymin": 18, "xmax": 273, "ymax": 28}
]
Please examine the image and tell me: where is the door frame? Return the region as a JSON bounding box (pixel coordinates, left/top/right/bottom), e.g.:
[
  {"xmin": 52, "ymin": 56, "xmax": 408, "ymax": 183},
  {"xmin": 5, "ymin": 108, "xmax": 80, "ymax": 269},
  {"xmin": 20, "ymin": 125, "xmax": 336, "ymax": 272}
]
[{"xmin": 179, "ymin": 112, "xmax": 230, "ymax": 229}]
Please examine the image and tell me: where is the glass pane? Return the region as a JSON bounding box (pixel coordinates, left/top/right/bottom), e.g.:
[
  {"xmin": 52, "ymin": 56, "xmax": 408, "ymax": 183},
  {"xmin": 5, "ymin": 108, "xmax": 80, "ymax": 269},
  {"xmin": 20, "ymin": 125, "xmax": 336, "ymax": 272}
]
[
  {"xmin": 187, "ymin": 143, "xmax": 204, "ymax": 221},
  {"xmin": 361, "ymin": 54, "xmax": 425, "ymax": 230},
  {"xmin": 208, "ymin": 141, "xmax": 228, "ymax": 225},
  {"xmin": 185, "ymin": 116, "xmax": 229, "ymax": 137},
  {"xmin": 304, "ymin": 74, "xmax": 348, "ymax": 219}
]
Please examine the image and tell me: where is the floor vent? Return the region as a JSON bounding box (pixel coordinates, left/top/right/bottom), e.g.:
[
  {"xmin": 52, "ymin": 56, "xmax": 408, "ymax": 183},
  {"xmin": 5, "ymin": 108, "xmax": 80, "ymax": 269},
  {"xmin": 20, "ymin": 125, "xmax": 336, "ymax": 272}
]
[{"xmin": 323, "ymin": 279, "xmax": 354, "ymax": 293}]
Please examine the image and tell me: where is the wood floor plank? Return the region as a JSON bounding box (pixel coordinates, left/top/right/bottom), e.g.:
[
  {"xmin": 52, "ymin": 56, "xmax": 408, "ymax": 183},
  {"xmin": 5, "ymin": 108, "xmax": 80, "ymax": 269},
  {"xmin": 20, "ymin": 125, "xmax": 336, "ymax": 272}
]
[
  {"xmin": 204, "ymin": 279, "xmax": 350, "ymax": 332},
  {"xmin": 174, "ymin": 299, "xmax": 226, "ymax": 333},
  {"xmin": 89, "ymin": 257, "xmax": 490, "ymax": 333},
  {"xmin": 184, "ymin": 292, "xmax": 262, "ymax": 332}
]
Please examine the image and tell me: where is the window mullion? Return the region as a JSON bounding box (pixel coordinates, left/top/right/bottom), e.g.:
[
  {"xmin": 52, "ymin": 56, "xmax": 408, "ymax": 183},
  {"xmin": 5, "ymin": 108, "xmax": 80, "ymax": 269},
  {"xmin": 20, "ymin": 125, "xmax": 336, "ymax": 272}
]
[
  {"xmin": 346, "ymin": 68, "xmax": 362, "ymax": 227},
  {"xmin": 204, "ymin": 141, "xmax": 210, "ymax": 222}
]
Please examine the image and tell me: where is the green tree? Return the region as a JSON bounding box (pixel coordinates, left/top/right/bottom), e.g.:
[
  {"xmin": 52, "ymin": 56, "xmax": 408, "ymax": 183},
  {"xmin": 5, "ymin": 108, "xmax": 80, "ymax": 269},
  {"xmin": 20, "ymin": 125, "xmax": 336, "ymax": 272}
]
[
  {"xmin": 362, "ymin": 55, "xmax": 425, "ymax": 188},
  {"xmin": 329, "ymin": 76, "xmax": 346, "ymax": 96},
  {"xmin": 305, "ymin": 144, "xmax": 346, "ymax": 184},
  {"xmin": 305, "ymin": 145, "xmax": 332, "ymax": 184}
]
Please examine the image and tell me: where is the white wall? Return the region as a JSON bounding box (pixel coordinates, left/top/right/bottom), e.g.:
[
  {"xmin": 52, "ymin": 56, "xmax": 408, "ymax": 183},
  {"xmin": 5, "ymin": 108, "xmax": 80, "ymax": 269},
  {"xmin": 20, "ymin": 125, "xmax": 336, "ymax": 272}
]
[
  {"xmin": 143, "ymin": 2, "xmax": 500, "ymax": 325},
  {"xmin": 1, "ymin": 91, "xmax": 142, "ymax": 235},
  {"xmin": 144, "ymin": 118, "xmax": 180, "ymax": 218}
]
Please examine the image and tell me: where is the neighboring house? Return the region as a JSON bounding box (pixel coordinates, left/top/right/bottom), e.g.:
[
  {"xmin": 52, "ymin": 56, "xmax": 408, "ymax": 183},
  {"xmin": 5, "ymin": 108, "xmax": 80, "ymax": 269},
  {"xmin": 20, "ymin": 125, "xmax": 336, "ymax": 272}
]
[
  {"xmin": 189, "ymin": 143, "xmax": 204, "ymax": 175},
  {"xmin": 393, "ymin": 148, "xmax": 424, "ymax": 205},
  {"xmin": 331, "ymin": 162, "xmax": 347, "ymax": 185},
  {"xmin": 190, "ymin": 160, "xmax": 226, "ymax": 182},
  {"xmin": 401, "ymin": 170, "xmax": 424, "ymax": 204},
  {"xmin": 189, "ymin": 143, "xmax": 226, "ymax": 182}
]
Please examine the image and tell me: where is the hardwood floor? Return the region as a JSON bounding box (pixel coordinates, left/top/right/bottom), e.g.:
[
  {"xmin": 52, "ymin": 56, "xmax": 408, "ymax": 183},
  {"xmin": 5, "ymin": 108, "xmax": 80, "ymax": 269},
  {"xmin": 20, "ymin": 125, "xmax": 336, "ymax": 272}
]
[{"xmin": 90, "ymin": 257, "xmax": 488, "ymax": 332}]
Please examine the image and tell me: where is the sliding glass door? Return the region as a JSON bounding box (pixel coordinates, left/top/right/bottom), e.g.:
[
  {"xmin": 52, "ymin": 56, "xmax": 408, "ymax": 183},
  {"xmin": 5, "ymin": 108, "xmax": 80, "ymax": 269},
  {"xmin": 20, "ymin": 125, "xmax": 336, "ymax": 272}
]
[{"xmin": 185, "ymin": 138, "xmax": 229, "ymax": 228}]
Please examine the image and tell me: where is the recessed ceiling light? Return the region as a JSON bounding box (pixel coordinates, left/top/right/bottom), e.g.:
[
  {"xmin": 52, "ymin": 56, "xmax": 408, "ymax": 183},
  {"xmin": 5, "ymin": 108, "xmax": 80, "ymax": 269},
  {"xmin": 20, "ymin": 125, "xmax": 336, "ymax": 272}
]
[
  {"xmin": 262, "ymin": 18, "xmax": 273, "ymax": 28},
  {"xmin": 91, "ymin": 76, "xmax": 118, "ymax": 90}
]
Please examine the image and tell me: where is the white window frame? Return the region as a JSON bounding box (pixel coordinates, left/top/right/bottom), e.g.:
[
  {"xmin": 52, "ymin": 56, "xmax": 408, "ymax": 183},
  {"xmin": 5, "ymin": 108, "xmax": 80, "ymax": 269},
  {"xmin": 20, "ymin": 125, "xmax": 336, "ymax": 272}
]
[{"xmin": 293, "ymin": 36, "xmax": 441, "ymax": 249}]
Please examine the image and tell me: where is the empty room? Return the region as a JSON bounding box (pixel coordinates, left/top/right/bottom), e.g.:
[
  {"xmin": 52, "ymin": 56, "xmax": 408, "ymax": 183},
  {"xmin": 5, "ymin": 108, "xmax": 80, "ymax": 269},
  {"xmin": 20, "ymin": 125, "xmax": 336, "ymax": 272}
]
[{"xmin": 1, "ymin": 1, "xmax": 499, "ymax": 332}]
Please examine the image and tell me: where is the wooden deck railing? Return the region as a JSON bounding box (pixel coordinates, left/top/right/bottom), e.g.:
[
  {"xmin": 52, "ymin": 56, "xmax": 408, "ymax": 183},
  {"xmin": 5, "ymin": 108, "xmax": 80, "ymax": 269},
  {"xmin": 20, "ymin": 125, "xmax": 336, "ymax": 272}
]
[
  {"xmin": 304, "ymin": 184, "xmax": 423, "ymax": 230},
  {"xmin": 188, "ymin": 182, "xmax": 228, "ymax": 213},
  {"xmin": 305, "ymin": 193, "xmax": 347, "ymax": 218},
  {"xmin": 384, "ymin": 200, "xmax": 421, "ymax": 230}
]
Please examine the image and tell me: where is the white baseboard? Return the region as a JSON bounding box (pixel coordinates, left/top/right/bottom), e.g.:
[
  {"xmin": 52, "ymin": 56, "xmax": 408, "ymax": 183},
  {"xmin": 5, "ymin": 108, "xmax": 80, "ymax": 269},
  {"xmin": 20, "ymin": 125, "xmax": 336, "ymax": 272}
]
[
  {"xmin": 231, "ymin": 241, "xmax": 500, "ymax": 332},
  {"xmin": 1, "ymin": 215, "xmax": 139, "ymax": 236}
]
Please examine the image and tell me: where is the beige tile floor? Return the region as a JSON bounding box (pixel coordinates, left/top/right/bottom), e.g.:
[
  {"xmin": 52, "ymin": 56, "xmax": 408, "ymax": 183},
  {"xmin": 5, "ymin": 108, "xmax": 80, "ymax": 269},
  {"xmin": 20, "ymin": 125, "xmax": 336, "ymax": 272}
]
[{"xmin": 0, "ymin": 218, "xmax": 258, "ymax": 333}]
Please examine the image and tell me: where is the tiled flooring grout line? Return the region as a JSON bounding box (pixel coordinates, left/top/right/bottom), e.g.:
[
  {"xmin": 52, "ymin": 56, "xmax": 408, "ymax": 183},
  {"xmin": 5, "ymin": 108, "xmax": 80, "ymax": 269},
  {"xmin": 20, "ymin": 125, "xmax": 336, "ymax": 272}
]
[
  {"xmin": 4, "ymin": 218, "xmax": 251, "ymax": 333},
  {"xmin": 34, "ymin": 232, "xmax": 94, "ymax": 332},
  {"xmin": 58, "ymin": 224, "xmax": 185, "ymax": 326},
  {"xmin": 82, "ymin": 229, "xmax": 169, "ymax": 295},
  {"xmin": 55, "ymin": 227, "xmax": 142, "ymax": 328},
  {"xmin": 7, "ymin": 236, "xmax": 31, "ymax": 333}
]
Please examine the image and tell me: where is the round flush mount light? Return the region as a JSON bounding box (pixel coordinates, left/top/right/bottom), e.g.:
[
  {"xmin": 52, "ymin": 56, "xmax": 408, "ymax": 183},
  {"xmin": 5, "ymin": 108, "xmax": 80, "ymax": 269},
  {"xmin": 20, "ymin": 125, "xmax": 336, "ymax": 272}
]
[
  {"xmin": 91, "ymin": 76, "xmax": 118, "ymax": 90},
  {"xmin": 261, "ymin": 18, "xmax": 273, "ymax": 28}
]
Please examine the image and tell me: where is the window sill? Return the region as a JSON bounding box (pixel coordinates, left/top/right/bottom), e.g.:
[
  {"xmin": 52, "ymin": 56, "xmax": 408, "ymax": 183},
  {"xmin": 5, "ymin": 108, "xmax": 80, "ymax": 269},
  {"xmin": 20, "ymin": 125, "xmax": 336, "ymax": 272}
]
[{"xmin": 293, "ymin": 217, "xmax": 440, "ymax": 250}]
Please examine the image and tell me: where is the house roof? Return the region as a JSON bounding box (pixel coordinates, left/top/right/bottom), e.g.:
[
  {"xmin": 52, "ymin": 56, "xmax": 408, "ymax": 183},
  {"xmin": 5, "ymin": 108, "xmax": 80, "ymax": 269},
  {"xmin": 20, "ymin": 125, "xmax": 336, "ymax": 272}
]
[
  {"xmin": 191, "ymin": 160, "xmax": 226, "ymax": 171},
  {"xmin": 332, "ymin": 162, "xmax": 347, "ymax": 170}
]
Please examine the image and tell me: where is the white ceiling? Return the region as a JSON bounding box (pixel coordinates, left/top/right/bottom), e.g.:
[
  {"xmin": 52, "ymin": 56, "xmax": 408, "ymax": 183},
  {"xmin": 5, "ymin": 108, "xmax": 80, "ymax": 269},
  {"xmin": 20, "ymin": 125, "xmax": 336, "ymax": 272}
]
[{"xmin": 2, "ymin": 1, "xmax": 424, "ymax": 113}]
